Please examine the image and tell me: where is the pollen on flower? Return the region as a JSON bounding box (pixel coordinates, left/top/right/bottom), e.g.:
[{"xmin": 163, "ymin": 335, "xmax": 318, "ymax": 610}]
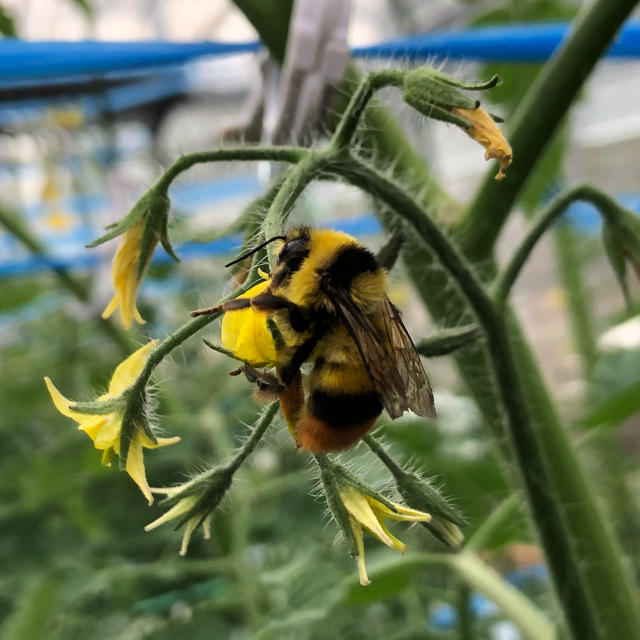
[{"xmin": 454, "ymin": 106, "xmax": 513, "ymax": 180}]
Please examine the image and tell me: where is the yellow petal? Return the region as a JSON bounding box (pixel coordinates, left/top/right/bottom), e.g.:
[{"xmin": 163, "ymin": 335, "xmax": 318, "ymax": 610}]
[
  {"xmin": 377, "ymin": 518, "xmax": 407, "ymax": 553},
  {"xmin": 78, "ymin": 415, "xmax": 108, "ymax": 443},
  {"xmin": 93, "ymin": 413, "xmax": 123, "ymax": 450},
  {"xmin": 349, "ymin": 518, "xmax": 371, "ymax": 586},
  {"xmin": 103, "ymin": 218, "xmax": 153, "ymax": 330},
  {"xmin": 138, "ymin": 428, "xmax": 180, "ymax": 449},
  {"xmin": 102, "ymin": 295, "xmax": 119, "ymax": 320},
  {"xmin": 179, "ymin": 517, "xmax": 199, "ymax": 556},
  {"xmin": 367, "ymin": 496, "xmax": 431, "ymax": 523},
  {"xmin": 125, "ymin": 431, "xmax": 153, "ymax": 505},
  {"xmin": 108, "ymin": 340, "xmax": 158, "ymax": 396},
  {"xmin": 44, "ymin": 377, "xmax": 87, "ymax": 422},
  {"xmin": 454, "ymin": 106, "xmax": 512, "ymax": 180},
  {"xmin": 340, "ymin": 487, "xmax": 395, "ymax": 548}
]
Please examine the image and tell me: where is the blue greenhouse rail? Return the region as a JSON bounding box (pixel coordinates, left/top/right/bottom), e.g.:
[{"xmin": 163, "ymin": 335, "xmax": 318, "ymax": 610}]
[
  {"xmin": 2, "ymin": 192, "xmax": 639, "ymax": 278},
  {"xmin": 0, "ymin": 20, "xmax": 639, "ymax": 84}
]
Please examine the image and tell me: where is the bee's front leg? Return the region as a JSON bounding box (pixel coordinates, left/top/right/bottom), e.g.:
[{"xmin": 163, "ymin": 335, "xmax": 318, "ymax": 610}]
[
  {"xmin": 229, "ymin": 363, "xmax": 285, "ymax": 395},
  {"xmin": 191, "ymin": 298, "xmax": 252, "ymax": 317}
]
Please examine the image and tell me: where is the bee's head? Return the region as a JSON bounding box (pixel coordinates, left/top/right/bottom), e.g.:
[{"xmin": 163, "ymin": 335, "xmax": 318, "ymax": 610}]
[{"xmin": 271, "ymin": 227, "xmax": 312, "ymax": 286}]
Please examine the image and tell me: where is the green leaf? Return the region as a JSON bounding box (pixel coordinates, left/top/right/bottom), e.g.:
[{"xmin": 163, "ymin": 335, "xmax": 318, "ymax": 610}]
[{"xmin": 581, "ymin": 380, "xmax": 640, "ymax": 428}]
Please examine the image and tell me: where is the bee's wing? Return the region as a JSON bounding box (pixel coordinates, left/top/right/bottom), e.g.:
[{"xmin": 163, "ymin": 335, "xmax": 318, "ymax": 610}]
[
  {"xmin": 326, "ymin": 284, "xmax": 436, "ymax": 420},
  {"xmin": 380, "ymin": 297, "xmax": 436, "ymax": 419}
]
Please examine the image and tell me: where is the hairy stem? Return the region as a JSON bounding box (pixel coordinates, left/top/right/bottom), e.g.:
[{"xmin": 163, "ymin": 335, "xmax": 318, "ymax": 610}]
[
  {"xmin": 154, "ymin": 146, "xmax": 307, "ymax": 194},
  {"xmin": 330, "ymin": 69, "xmax": 404, "ymax": 150},
  {"xmin": 228, "ymin": 401, "xmax": 280, "ymax": 473},
  {"xmin": 553, "ymin": 222, "xmax": 598, "ymax": 378},
  {"xmin": 262, "ymin": 151, "xmax": 333, "ymax": 267},
  {"xmin": 492, "ymin": 184, "xmax": 635, "ymax": 307}
]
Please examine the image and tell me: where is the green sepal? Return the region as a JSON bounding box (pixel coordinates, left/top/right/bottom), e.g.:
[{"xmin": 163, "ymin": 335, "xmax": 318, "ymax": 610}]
[
  {"xmin": 315, "ymin": 455, "xmax": 359, "ymax": 557},
  {"xmin": 70, "ymin": 396, "xmax": 125, "ymax": 415},
  {"xmin": 175, "ymin": 467, "xmax": 234, "ymax": 529},
  {"xmin": 118, "ymin": 387, "xmax": 155, "ymax": 469},
  {"xmin": 136, "ymin": 191, "xmax": 173, "ymax": 279},
  {"xmin": 403, "ymin": 95, "xmax": 473, "ymax": 129},
  {"xmin": 403, "ymin": 68, "xmax": 482, "ymax": 112},
  {"xmin": 85, "ymin": 188, "xmax": 153, "ymax": 248},
  {"xmin": 202, "ymin": 339, "xmax": 244, "ymax": 362},
  {"xmin": 394, "ymin": 471, "xmax": 465, "ymax": 548},
  {"xmin": 424, "ymin": 69, "xmax": 500, "ymax": 92}
]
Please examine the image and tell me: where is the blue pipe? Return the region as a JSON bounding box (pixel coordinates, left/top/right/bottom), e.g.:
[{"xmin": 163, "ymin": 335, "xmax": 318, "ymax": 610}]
[{"xmin": 0, "ymin": 21, "xmax": 638, "ymax": 84}]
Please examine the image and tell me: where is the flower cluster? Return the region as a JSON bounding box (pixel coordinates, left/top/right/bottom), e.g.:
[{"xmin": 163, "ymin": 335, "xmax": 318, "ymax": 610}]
[{"xmin": 45, "ymin": 341, "xmax": 179, "ymax": 504}]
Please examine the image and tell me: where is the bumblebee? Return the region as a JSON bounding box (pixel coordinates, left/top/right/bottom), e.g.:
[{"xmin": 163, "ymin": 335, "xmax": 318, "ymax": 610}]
[{"xmin": 194, "ymin": 227, "xmax": 435, "ymax": 452}]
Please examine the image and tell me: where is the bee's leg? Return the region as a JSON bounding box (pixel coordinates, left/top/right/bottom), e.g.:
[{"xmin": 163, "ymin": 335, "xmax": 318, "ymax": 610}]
[
  {"xmin": 250, "ymin": 293, "xmax": 310, "ymax": 333},
  {"xmin": 278, "ymin": 332, "xmax": 324, "ymax": 386},
  {"xmin": 190, "ymin": 298, "xmax": 252, "ymax": 317},
  {"xmin": 235, "ymin": 363, "xmax": 285, "ymax": 394},
  {"xmin": 279, "ymin": 370, "xmax": 304, "ymax": 439}
]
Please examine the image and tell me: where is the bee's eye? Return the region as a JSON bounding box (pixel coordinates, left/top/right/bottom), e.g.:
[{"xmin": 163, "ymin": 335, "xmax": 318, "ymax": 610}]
[{"xmin": 278, "ymin": 238, "xmax": 308, "ymax": 265}]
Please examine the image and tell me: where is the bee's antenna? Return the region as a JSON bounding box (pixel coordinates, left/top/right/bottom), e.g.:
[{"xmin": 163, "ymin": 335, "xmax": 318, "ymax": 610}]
[{"xmin": 224, "ymin": 235, "xmax": 287, "ymax": 268}]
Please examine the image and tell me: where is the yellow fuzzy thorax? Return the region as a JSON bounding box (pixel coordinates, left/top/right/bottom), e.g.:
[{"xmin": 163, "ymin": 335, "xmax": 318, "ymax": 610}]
[{"xmin": 275, "ymin": 228, "xmax": 387, "ymax": 311}]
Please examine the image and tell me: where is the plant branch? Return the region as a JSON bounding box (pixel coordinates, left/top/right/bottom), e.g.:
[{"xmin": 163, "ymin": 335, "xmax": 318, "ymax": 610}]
[
  {"xmin": 262, "ymin": 151, "xmax": 333, "ymax": 268},
  {"xmin": 228, "ymin": 401, "xmax": 280, "ymax": 473},
  {"xmin": 154, "ymin": 146, "xmax": 308, "ymax": 194},
  {"xmin": 492, "ymin": 184, "xmax": 634, "ymax": 307},
  {"xmin": 330, "ymin": 70, "xmax": 404, "ymax": 150},
  {"xmin": 119, "ymin": 269, "xmax": 261, "ymax": 462}
]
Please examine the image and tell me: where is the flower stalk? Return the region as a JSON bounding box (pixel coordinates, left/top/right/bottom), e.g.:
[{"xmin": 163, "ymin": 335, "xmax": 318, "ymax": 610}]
[{"xmin": 145, "ymin": 402, "xmax": 279, "ymax": 554}]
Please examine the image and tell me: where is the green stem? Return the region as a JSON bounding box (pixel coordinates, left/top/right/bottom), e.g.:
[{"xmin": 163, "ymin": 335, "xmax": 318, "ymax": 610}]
[
  {"xmin": 262, "ymin": 151, "xmax": 332, "ymax": 267},
  {"xmin": 0, "ymin": 206, "xmax": 130, "ymax": 353},
  {"xmin": 492, "ymin": 184, "xmax": 634, "ymax": 307},
  {"xmin": 458, "ymin": 583, "xmax": 473, "ymax": 640},
  {"xmin": 342, "ymin": 551, "xmax": 554, "ymax": 640},
  {"xmin": 330, "ymin": 70, "xmax": 404, "ymax": 150},
  {"xmin": 464, "ymin": 495, "xmax": 520, "ymax": 553},
  {"xmin": 339, "ymin": 155, "xmax": 491, "ymax": 316},
  {"xmin": 458, "ymin": 0, "xmax": 639, "ymax": 259},
  {"xmin": 334, "ymin": 156, "xmax": 640, "ymax": 640},
  {"xmin": 119, "ymin": 272, "xmax": 260, "ymax": 462},
  {"xmin": 228, "ymin": 401, "xmax": 279, "ymax": 472},
  {"xmin": 553, "ymin": 222, "xmax": 598, "ymax": 378},
  {"xmin": 154, "ymin": 146, "xmax": 307, "ymax": 194}
]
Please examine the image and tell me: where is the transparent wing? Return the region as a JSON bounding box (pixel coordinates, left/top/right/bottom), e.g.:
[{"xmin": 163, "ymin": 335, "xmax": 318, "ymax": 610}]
[
  {"xmin": 326, "ymin": 284, "xmax": 435, "ymax": 419},
  {"xmin": 380, "ymin": 297, "xmax": 436, "ymax": 419}
]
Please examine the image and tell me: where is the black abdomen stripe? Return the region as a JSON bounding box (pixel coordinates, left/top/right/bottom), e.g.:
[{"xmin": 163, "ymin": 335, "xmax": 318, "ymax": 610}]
[{"xmin": 309, "ymin": 389, "xmax": 383, "ymax": 427}]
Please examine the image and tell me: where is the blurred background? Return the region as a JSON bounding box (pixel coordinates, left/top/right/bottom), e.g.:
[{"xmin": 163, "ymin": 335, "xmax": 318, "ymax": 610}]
[{"xmin": 2, "ymin": 1, "xmax": 640, "ymax": 639}]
